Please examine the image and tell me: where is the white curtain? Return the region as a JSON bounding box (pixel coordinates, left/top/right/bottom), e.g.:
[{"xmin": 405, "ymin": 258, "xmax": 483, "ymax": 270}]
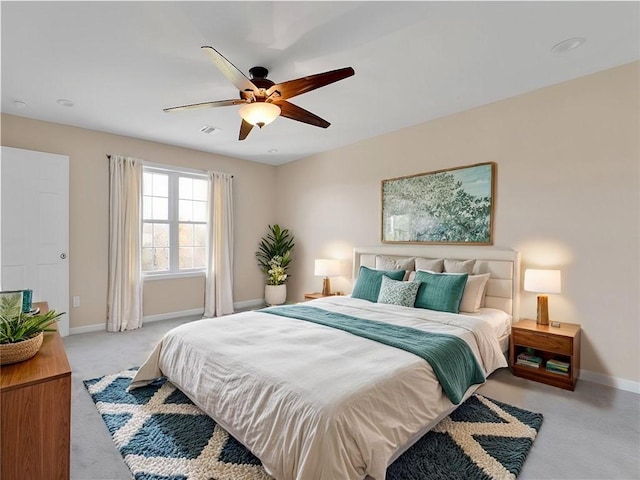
[
  {"xmin": 204, "ymin": 171, "xmax": 234, "ymax": 317},
  {"xmin": 107, "ymin": 155, "xmax": 143, "ymax": 331}
]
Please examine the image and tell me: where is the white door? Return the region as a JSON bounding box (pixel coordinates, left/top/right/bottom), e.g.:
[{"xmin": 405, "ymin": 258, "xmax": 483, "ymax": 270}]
[{"xmin": 1, "ymin": 146, "xmax": 70, "ymax": 336}]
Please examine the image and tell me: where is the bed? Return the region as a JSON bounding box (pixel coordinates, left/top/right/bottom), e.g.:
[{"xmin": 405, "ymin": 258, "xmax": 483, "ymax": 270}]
[{"xmin": 130, "ymin": 245, "xmax": 520, "ymax": 480}]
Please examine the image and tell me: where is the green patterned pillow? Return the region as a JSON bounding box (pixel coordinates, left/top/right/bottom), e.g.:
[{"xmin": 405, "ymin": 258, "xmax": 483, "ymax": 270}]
[
  {"xmin": 351, "ymin": 266, "xmax": 406, "ymax": 302},
  {"xmin": 414, "ymin": 270, "xmax": 469, "ymax": 313},
  {"xmin": 377, "ymin": 276, "xmax": 420, "ymax": 307}
]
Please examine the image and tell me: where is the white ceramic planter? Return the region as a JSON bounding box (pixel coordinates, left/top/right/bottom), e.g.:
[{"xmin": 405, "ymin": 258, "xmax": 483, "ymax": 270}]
[{"xmin": 265, "ymin": 284, "xmax": 287, "ymax": 306}]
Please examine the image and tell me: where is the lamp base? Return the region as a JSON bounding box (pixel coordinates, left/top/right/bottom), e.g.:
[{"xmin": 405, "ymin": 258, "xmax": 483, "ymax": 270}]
[
  {"xmin": 536, "ymin": 295, "xmax": 549, "ymax": 325},
  {"xmin": 321, "ymin": 277, "xmax": 331, "ymax": 296}
]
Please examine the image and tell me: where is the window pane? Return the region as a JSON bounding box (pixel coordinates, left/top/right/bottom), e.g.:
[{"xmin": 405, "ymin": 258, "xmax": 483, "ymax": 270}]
[
  {"xmin": 194, "ymin": 247, "xmax": 206, "ymax": 269},
  {"xmin": 193, "ymin": 179, "xmax": 208, "ymax": 201},
  {"xmin": 154, "ymin": 248, "xmax": 169, "ymax": 271},
  {"xmin": 152, "ymin": 197, "xmax": 168, "ymax": 220},
  {"xmin": 142, "ymin": 247, "xmax": 154, "ymax": 271},
  {"xmin": 143, "ymin": 197, "xmax": 152, "ymax": 220},
  {"xmin": 193, "ymin": 200, "xmax": 207, "ymax": 222},
  {"xmin": 179, "ymin": 177, "xmax": 193, "ymax": 200},
  {"xmin": 179, "ymin": 223, "xmax": 193, "ymax": 246},
  {"xmin": 179, "ymin": 247, "xmax": 193, "ymax": 270},
  {"xmin": 142, "ymin": 223, "xmax": 153, "ymax": 247},
  {"xmin": 152, "ymin": 173, "xmax": 168, "ymax": 197},
  {"xmin": 143, "ymin": 172, "xmax": 152, "ymax": 196},
  {"xmin": 153, "ymin": 224, "xmax": 169, "ymax": 248},
  {"xmin": 194, "ymin": 224, "xmax": 207, "ymax": 247},
  {"xmin": 179, "ymin": 199, "xmax": 192, "ymax": 221},
  {"xmin": 142, "ymin": 168, "xmax": 209, "ymax": 275}
]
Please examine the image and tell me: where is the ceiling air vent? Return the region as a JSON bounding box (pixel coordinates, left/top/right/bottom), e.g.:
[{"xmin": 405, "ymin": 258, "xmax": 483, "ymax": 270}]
[{"xmin": 200, "ymin": 125, "xmax": 219, "ymax": 135}]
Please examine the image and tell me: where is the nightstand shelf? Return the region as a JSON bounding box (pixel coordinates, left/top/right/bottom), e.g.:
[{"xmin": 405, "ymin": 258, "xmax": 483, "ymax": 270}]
[{"xmin": 509, "ymin": 319, "xmax": 581, "ymax": 391}]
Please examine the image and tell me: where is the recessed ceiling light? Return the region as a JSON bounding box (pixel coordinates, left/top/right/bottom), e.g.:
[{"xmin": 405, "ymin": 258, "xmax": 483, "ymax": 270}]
[
  {"xmin": 13, "ymin": 100, "xmax": 27, "ymax": 109},
  {"xmin": 268, "ymin": 148, "xmax": 278, "ymax": 153},
  {"xmin": 57, "ymin": 99, "xmax": 74, "ymax": 107},
  {"xmin": 200, "ymin": 125, "xmax": 220, "ymax": 135},
  {"xmin": 551, "ymin": 37, "xmax": 586, "ymax": 54}
]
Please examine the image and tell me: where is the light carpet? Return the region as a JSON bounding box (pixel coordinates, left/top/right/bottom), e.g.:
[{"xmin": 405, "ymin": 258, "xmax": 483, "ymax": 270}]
[{"xmin": 84, "ymin": 368, "xmax": 543, "ymax": 480}]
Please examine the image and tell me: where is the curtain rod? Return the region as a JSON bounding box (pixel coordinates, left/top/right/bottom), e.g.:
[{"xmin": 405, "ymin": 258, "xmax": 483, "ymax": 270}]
[{"xmin": 107, "ymin": 153, "xmax": 233, "ymax": 178}]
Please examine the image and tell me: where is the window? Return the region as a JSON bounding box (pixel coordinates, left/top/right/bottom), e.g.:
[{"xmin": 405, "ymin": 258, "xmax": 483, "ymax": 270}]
[{"xmin": 142, "ymin": 167, "xmax": 208, "ymax": 276}]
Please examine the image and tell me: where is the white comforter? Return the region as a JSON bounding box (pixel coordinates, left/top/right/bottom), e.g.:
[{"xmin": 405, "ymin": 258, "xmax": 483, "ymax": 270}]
[{"xmin": 130, "ymin": 296, "xmax": 507, "ymax": 480}]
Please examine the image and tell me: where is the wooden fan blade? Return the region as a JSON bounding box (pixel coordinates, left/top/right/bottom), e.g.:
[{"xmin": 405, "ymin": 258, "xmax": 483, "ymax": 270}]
[
  {"xmin": 267, "ymin": 67, "xmax": 354, "ymax": 101},
  {"xmin": 277, "ymin": 101, "xmax": 330, "ymax": 128},
  {"xmin": 201, "ymin": 46, "xmax": 258, "ymax": 95},
  {"xmin": 239, "ymin": 119, "xmax": 254, "ymax": 141},
  {"xmin": 163, "ymin": 99, "xmax": 247, "ymax": 112}
]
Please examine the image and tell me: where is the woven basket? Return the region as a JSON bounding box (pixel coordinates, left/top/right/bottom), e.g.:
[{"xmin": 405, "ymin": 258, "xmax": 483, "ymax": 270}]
[{"xmin": 0, "ymin": 332, "xmax": 44, "ymax": 365}]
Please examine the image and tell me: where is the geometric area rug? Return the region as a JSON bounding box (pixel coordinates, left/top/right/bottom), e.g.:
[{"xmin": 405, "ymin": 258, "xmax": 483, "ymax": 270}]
[{"xmin": 84, "ymin": 368, "xmax": 543, "ymax": 480}]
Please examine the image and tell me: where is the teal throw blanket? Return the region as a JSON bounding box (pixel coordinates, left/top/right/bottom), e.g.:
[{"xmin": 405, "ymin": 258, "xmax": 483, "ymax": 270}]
[{"xmin": 260, "ymin": 305, "xmax": 485, "ymax": 404}]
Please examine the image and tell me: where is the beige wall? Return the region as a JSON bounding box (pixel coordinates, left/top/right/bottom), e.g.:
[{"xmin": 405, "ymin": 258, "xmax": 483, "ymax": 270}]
[
  {"xmin": 1, "ymin": 115, "xmax": 277, "ymax": 326},
  {"xmin": 276, "ymin": 62, "xmax": 640, "ymax": 385}
]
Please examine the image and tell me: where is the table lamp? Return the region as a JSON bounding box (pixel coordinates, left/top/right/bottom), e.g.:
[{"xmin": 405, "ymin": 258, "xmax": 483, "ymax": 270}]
[
  {"xmin": 314, "ymin": 259, "xmax": 340, "ymax": 296},
  {"xmin": 524, "ymin": 269, "xmax": 561, "ymax": 325}
]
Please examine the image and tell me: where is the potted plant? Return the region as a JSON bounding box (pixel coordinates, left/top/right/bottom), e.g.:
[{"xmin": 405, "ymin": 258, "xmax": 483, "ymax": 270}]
[
  {"xmin": 255, "ymin": 224, "xmax": 295, "ymax": 305},
  {"xmin": 0, "ymin": 291, "xmax": 64, "ymax": 365}
]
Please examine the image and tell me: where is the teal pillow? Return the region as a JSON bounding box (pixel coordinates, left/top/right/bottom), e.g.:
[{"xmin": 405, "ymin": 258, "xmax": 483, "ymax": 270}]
[
  {"xmin": 352, "ymin": 266, "xmax": 405, "ymax": 302},
  {"xmin": 377, "ymin": 276, "xmax": 420, "ymax": 307},
  {"xmin": 414, "ymin": 270, "xmax": 469, "ymax": 313}
]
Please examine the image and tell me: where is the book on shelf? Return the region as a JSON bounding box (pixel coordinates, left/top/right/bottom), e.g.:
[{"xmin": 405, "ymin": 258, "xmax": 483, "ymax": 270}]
[
  {"xmin": 516, "ymin": 352, "xmax": 542, "ymax": 368},
  {"xmin": 545, "ymin": 359, "xmax": 570, "ymax": 375},
  {"xmin": 546, "ymin": 366, "xmax": 569, "ymax": 376},
  {"xmin": 546, "ymin": 359, "xmax": 570, "ymax": 370}
]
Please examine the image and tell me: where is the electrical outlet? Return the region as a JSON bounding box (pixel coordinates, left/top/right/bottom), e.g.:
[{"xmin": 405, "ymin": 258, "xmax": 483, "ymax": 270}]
[{"xmin": 72, "ymin": 296, "xmax": 80, "ymax": 308}]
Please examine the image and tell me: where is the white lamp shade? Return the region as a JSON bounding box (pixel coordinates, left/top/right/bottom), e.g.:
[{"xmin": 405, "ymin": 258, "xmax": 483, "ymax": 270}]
[
  {"xmin": 314, "ymin": 259, "xmax": 340, "ymax": 277},
  {"xmin": 524, "ymin": 269, "xmax": 561, "ymax": 294},
  {"xmin": 239, "ymin": 102, "xmax": 281, "ymax": 127}
]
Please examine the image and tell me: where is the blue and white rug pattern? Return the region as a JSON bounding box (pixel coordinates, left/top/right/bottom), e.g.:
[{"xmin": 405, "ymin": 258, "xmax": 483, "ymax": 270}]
[{"xmin": 85, "ymin": 369, "xmax": 543, "ymax": 480}]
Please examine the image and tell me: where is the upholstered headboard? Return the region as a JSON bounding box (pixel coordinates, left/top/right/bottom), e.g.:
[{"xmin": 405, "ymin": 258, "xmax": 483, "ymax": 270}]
[{"xmin": 353, "ymin": 245, "xmax": 520, "ymax": 318}]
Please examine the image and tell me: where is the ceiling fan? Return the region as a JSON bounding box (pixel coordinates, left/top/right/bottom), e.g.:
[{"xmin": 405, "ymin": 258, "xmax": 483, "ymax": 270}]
[{"xmin": 164, "ymin": 46, "xmax": 355, "ymax": 141}]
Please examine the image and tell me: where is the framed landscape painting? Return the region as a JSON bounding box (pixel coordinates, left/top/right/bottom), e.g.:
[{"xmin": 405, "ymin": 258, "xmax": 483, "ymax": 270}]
[{"xmin": 381, "ymin": 162, "xmax": 496, "ymax": 245}]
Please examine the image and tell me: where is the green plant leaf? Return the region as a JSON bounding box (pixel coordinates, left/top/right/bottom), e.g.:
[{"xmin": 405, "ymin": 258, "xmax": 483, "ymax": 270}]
[
  {"xmin": 255, "ymin": 224, "xmax": 295, "ymax": 284},
  {"xmin": 0, "ymin": 310, "xmax": 65, "ymax": 344}
]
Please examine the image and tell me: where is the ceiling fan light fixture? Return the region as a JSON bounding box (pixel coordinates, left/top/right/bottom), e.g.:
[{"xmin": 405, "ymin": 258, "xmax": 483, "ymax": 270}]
[{"xmin": 239, "ymin": 102, "xmax": 281, "ymax": 128}]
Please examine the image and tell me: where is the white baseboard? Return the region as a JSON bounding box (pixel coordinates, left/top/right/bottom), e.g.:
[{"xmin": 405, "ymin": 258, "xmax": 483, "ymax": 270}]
[
  {"xmin": 69, "ymin": 323, "xmax": 106, "ymax": 335},
  {"xmin": 233, "ymin": 298, "xmax": 265, "ymax": 311},
  {"xmin": 69, "ymin": 308, "xmax": 204, "ymax": 335},
  {"xmin": 69, "ymin": 302, "xmax": 264, "ymax": 335},
  {"xmin": 580, "ymin": 369, "xmax": 640, "ymax": 394},
  {"xmin": 143, "ymin": 308, "xmax": 204, "ymax": 323}
]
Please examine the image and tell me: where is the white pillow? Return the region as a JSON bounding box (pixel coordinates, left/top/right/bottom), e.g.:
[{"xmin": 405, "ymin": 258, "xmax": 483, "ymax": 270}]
[
  {"xmin": 444, "ymin": 258, "xmax": 476, "ymax": 274},
  {"xmin": 415, "ymin": 257, "xmax": 444, "ymax": 273},
  {"xmin": 376, "ymin": 255, "xmax": 414, "ymax": 281},
  {"xmin": 459, "ymin": 273, "xmax": 491, "ymax": 313}
]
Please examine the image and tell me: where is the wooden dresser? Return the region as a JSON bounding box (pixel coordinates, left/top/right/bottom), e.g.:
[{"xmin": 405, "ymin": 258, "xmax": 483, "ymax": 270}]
[{"xmin": 0, "ymin": 302, "xmax": 71, "ymax": 480}]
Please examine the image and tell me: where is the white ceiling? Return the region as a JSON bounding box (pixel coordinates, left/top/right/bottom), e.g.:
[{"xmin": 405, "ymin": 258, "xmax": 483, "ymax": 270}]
[{"xmin": 2, "ymin": 2, "xmax": 638, "ymax": 166}]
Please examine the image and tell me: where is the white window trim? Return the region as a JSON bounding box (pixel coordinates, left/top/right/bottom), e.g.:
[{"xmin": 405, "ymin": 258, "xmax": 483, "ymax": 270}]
[
  {"xmin": 143, "ymin": 271, "xmax": 206, "ymax": 281},
  {"xmin": 142, "ymin": 164, "xmax": 208, "ymax": 277}
]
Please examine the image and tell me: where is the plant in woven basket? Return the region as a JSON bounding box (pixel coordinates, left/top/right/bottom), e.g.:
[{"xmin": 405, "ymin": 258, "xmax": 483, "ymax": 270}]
[{"xmin": 0, "ymin": 293, "xmax": 63, "ymax": 344}]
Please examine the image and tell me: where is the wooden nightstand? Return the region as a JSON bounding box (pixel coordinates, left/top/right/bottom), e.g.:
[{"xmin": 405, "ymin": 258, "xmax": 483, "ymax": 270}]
[
  {"xmin": 509, "ymin": 319, "xmax": 581, "ymax": 391},
  {"xmin": 304, "ymin": 292, "xmax": 329, "ymax": 301},
  {"xmin": 303, "ymin": 292, "xmax": 342, "ymax": 301}
]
